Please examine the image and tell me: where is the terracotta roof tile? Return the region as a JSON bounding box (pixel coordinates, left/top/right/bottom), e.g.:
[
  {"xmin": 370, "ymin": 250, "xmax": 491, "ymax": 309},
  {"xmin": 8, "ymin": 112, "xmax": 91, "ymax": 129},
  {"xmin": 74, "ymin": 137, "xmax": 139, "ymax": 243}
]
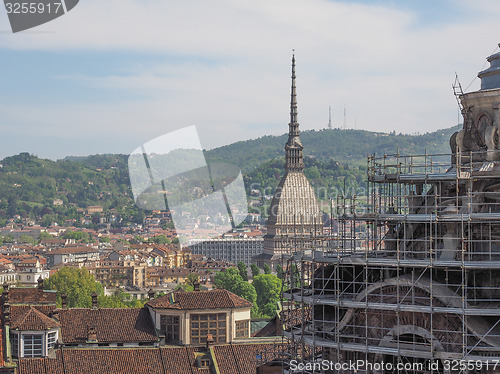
[
  {"xmin": 211, "ymin": 345, "xmax": 238, "ymax": 373},
  {"xmin": 147, "ymin": 289, "xmax": 253, "ymax": 310},
  {"xmin": 43, "ymin": 358, "xmax": 65, "ymax": 373},
  {"xmin": 11, "ymin": 305, "xmax": 55, "ymax": 318},
  {"xmin": 61, "ymin": 349, "xmax": 165, "ymax": 374},
  {"xmin": 58, "ymin": 308, "xmax": 158, "ymax": 344},
  {"xmin": 19, "ymin": 358, "xmax": 62, "ymax": 374},
  {"xmin": 18, "ymin": 258, "xmax": 39, "ymax": 265},
  {"xmin": 49, "ymin": 246, "xmax": 98, "ymax": 255},
  {"xmin": 162, "ymin": 346, "xmax": 201, "ymax": 374},
  {"xmin": 11, "ymin": 306, "xmax": 60, "ymax": 331},
  {"xmin": 9, "ymin": 288, "xmax": 57, "ymax": 305},
  {"xmin": 40, "ymin": 238, "xmax": 66, "ymax": 244},
  {"xmin": 19, "ymin": 348, "xmax": 167, "ymax": 374},
  {"xmin": 214, "ymin": 343, "xmax": 285, "ymax": 374},
  {"xmin": 253, "ymin": 316, "xmax": 281, "ymax": 337},
  {"xmin": 17, "ymin": 344, "xmax": 281, "ymax": 374}
]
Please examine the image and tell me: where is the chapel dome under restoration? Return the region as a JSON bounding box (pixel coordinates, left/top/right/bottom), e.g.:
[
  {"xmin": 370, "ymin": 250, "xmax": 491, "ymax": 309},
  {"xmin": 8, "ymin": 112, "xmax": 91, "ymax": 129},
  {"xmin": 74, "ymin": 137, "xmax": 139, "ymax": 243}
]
[{"xmin": 478, "ymin": 44, "xmax": 500, "ymax": 91}]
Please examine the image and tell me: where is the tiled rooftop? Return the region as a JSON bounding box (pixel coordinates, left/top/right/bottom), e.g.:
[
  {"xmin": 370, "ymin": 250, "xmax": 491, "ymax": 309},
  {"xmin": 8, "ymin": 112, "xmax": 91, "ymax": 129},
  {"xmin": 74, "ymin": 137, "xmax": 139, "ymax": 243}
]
[
  {"xmin": 9, "ymin": 288, "xmax": 57, "ymax": 305},
  {"xmin": 58, "ymin": 308, "xmax": 158, "ymax": 344},
  {"xmin": 11, "ymin": 306, "xmax": 60, "ymax": 331},
  {"xmin": 17, "ymin": 344, "xmax": 281, "ymax": 374},
  {"xmin": 147, "ymin": 289, "xmax": 253, "ymax": 310},
  {"xmin": 49, "ymin": 246, "xmax": 98, "ymax": 255}
]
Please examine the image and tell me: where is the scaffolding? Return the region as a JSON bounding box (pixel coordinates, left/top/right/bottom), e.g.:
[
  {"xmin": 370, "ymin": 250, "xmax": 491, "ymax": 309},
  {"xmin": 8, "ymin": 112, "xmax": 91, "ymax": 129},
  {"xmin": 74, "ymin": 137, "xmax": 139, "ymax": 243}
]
[{"xmin": 282, "ymin": 149, "xmax": 500, "ymax": 373}]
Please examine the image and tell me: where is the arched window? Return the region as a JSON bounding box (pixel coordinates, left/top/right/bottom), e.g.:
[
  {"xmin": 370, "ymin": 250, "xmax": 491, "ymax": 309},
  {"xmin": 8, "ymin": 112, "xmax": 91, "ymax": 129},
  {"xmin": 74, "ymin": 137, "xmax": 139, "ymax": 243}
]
[{"xmin": 476, "ymin": 114, "xmax": 492, "ymax": 144}]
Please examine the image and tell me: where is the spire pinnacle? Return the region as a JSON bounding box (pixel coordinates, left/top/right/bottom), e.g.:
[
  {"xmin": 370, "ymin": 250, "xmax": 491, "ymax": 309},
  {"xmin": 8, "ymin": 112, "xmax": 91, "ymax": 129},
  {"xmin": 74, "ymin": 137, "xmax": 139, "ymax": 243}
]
[
  {"xmin": 285, "ymin": 52, "xmax": 304, "ymax": 173},
  {"xmin": 290, "ymin": 52, "xmax": 298, "ymax": 131}
]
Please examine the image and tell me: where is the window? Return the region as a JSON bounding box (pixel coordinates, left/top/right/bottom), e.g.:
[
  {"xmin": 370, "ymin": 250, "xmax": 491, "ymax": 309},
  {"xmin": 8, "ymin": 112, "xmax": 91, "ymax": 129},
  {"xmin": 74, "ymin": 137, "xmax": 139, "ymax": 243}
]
[
  {"xmin": 235, "ymin": 320, "xmax": 249, "ymax": 338},
  {"xmin": 160, "ymin": 315, "xmax": 179, "ymax": 343},
  {"xmin": 11, "ymin": 333, "xmax": 18, "ymax": 358},
  {"xmin": 23, "ymin": 334, "xmax": 43, "ymax": 358},
  {"xmin": 200, "ymin": 359, "xmax": 210, "ymax": 368},
  {"xmin": 48, "ymin": 332, "xmax": 57, "ymax": 350},
  {"xmin": 190, "ymin": 313, "xmax": 226, "ymax": 345}
]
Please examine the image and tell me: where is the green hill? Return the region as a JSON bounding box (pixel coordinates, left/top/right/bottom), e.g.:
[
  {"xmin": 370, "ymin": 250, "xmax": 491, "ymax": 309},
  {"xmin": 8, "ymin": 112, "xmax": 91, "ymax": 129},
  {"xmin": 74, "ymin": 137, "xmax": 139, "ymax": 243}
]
[
  {"xmin": 205, "ymin": 125, "xmax": 460, "ymax": 174},
  {"xmin": 0, "ymin": 125, "xmax": 461, "ymax": 224},
  {"xmin": 0, "ymin": 153, "xmax": 140, "ymax": 226}
]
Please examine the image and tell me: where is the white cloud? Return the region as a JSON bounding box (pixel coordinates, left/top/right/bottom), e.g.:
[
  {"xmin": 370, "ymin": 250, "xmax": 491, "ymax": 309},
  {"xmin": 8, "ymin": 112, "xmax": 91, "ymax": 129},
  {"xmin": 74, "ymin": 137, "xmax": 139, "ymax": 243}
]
[{"xmin": 1, "ymin": 0, "xmax": 500, "ymax": 159}]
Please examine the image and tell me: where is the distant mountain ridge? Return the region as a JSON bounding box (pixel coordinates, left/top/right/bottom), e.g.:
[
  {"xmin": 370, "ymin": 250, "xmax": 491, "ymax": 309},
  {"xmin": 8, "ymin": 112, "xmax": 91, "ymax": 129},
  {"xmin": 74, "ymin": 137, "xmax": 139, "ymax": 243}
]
[
  {"xmin": 56, "ymin": 125, "xmax": 461, "ymax": 173},
  {"xmin": 205, "ymin": 125, "xmax": 461, "ymax": 174},
  {"xmin": 0, "ymin": 125, "xmax": 461, "ymax": 223}
]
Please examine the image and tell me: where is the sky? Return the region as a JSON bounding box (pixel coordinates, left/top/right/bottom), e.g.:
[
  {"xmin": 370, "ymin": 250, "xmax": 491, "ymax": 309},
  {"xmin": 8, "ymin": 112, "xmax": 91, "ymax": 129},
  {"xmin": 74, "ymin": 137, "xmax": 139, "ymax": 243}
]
[{"xmin": 0, "ymin": 0, "xmax": 499, "ymax": 160}]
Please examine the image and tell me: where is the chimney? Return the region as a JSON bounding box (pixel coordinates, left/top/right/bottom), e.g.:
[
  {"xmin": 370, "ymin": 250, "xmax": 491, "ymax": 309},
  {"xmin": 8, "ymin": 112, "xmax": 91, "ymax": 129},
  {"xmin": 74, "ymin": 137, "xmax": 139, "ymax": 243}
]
[
  {"xmin": 87, "ymin": 327, "xmax": 98, "ymax": 343},
  {"xmin": 206, "ymin": 334, "xmax": 214, "ymax": 349},
  {"xmin": 193, "ymin": 278, "xmax": 200, "ymax": 292},
  {"xmin": 2, "ymin": 283, "xmax": 9, "ymax": 302},
  {"xmin": 91, "ymin": 292, "xmax": 98, "ymax": 309},
  {"xmin": 147, "ymin": 289, "xmax": 155, "ymax": 301},
  {"xmin": 2, "ymin": 283, "xmax": 10, "ymax": 326},
  {"xmin": 3, "ymin": 300, "xmax": 10, "ymax": 327},
  {"xmin": 37, "ymin": 276, "xmax": 44, "ymax": 289},
  {"xmin": 51, "ymin": 308, "xmax": 59, "ymax": 321},
  {"xmin": 61, "ymin": 294, "xmax": 68, "ymax": 309}
]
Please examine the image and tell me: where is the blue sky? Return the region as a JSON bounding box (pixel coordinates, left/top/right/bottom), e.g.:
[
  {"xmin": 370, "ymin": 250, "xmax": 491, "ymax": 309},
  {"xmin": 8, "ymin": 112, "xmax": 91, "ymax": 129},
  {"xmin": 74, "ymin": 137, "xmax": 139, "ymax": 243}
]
[{"xmin": 0, "ymin": 0, "xmax": 499, "ymax": 160}]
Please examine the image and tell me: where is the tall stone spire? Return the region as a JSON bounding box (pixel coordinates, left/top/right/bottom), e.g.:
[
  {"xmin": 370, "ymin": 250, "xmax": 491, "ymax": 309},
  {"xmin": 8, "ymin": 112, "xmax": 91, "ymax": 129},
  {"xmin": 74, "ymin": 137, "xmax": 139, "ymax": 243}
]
[
  {"xmin": 290, "ymin": 53, "xmax": 299, "ymax": 133},
  {"xmin": 254, "ymin": 53, "xmax": 323, "ymax": 267},
  {"xmin": 286, "ymin": 53, "xmax": 305, "ymax": 172}
]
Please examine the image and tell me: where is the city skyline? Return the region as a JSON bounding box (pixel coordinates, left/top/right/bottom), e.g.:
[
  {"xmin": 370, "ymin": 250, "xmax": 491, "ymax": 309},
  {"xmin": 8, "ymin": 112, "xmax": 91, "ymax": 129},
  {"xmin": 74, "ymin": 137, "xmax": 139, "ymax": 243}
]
[{"xmin": 0, "ymin": 0, "xmax": 499, "ymax": 160}]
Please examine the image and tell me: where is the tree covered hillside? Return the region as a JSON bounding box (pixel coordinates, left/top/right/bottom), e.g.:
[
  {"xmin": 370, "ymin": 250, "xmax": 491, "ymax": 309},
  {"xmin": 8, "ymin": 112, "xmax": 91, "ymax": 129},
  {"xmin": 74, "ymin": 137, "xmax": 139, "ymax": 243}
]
[
  {"xmin": 205, "ymin": 125, "xmax": 460, "ymax": 174},
  {"xmin": 0, "ymin": 125, "xmax": 461, "ymax": 223},
  {"xmin": 0, "ymin": 153, "xmax": 142, "ymax": 226}
]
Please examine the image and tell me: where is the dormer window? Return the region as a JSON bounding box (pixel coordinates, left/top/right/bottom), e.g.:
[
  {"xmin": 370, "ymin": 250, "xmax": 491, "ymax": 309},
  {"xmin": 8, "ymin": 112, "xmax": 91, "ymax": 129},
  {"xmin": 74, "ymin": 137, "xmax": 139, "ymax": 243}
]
[
  {"xmin": 235, "ymin": 320, "xmax": 249, "ymax": 338},
  {"xmin": 48, "ymin": 331, "xmax": 57, "ymax": 349},
  {"xmin": 23, "ymin": 334, "xmax": 43, "ymax": 358},
  {"xmin": 10, "ymin": 329, "xmax": 59, "ymax": 358},
  {"xmin": 9, "ymin": 306, "xmax": 60, "ymax": 359},
  {"xmin": 190, "ymin": 313, "xmax": 226, "ymax": 344},
  {"xmin": 160, "ymin": 315, "xmax": 179, "ymax": 344}
]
